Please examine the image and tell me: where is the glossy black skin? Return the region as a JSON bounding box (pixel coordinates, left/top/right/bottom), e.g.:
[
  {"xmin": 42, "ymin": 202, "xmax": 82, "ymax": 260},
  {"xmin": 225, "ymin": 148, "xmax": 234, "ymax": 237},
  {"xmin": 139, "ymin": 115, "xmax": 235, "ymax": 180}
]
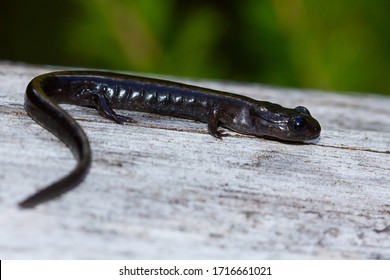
[{"xmin": 20, "ymin": 71, "xmax": 321, "ymax": 208}]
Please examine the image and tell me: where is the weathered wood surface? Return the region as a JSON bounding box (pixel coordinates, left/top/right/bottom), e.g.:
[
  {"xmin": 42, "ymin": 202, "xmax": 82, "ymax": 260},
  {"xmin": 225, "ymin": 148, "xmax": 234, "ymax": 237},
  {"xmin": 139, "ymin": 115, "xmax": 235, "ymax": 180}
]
[{"xmin": 0, "ymin": 61, "xmax": 389, "ymax": 259}]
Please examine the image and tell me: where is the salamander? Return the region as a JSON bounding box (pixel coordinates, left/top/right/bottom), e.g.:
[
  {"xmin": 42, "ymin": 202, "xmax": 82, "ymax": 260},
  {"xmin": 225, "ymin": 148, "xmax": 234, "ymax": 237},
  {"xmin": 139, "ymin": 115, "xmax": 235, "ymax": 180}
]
[{"xmin": 20, "ymin": 70, "xmax": 321, "ymax": 208}]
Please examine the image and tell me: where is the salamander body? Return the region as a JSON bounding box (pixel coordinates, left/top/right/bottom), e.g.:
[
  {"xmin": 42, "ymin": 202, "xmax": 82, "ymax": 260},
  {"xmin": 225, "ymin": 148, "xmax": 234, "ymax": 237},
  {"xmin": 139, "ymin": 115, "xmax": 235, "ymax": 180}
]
[{"xmin": 21, "ymin": 71, "xmax": 321, "ymax": 208}]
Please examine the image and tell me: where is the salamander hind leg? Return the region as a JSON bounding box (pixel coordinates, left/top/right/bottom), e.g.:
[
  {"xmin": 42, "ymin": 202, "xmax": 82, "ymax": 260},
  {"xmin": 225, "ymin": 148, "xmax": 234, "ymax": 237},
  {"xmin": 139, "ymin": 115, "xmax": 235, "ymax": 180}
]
[
  {"xmin": 94, "ymin": 93, "xmax": 136, "ymax": 124},
  {"xmin": 207, "ymin": 107, "xmax": 229, "ymax": 140}
]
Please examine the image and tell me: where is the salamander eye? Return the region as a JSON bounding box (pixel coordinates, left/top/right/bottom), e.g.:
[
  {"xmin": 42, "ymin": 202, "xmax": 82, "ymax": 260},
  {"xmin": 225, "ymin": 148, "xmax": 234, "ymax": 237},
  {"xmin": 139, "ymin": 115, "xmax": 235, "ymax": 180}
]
[
  {"xmin": 288, "ymin": 116, "xmax": 306, "ymax": 132},
  {"xmin": 295, "ymin": 106, "xmax": 311, "ymax": 116}
]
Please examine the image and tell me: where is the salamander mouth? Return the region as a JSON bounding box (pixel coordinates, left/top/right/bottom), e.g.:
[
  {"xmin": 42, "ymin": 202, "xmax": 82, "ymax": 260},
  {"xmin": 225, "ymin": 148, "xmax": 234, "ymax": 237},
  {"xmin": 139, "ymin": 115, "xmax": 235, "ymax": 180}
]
[
  {"xmin": 267, "ymin": 119, "xmax": 321, "ymax": 142},
  {"xmin": 271, "ymin": 125, "xmax": 321, "ymax": 142},
  {"xmin": 304, "ymin": 130, "xmax": 321, "ymax": 142},
  {"xmin": 303, "ymin": 132, "xmax": 321, "ymax": 141},
  {"xmin": 294, "ymin": 125, "xmax": 321, "ymax": 141}
]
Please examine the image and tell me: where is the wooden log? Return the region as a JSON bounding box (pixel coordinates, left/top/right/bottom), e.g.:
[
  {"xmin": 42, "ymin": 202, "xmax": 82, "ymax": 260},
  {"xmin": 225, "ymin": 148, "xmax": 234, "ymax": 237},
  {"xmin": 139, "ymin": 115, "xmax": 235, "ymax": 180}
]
[{"xmin": 0, "ymin": 61, "xmax": 389, "ymax": 259}]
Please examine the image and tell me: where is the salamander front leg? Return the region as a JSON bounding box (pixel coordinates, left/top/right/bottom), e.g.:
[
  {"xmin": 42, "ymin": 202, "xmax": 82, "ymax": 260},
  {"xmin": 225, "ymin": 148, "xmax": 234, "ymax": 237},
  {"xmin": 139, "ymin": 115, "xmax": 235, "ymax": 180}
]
[
  {"xmin": 94, "ymin": 94, "xmax": 136, "ymax": 124},
  {"xmin": 207, "ymin": 107, "xmax": 229, "ymax": 139}
]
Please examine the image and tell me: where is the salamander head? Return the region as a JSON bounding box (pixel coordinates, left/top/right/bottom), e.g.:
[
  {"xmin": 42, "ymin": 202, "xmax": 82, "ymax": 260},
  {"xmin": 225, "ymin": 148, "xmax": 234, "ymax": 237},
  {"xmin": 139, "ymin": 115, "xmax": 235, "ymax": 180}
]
[{"xmin": 251, "ymin": 104, "xmax": 321, "ymax": 142}]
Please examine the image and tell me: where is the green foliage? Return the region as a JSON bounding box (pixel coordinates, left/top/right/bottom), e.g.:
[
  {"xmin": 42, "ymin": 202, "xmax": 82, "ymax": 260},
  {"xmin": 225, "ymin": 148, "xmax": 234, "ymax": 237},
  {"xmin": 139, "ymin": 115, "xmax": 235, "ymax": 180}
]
[{"xmin": 1, "ymin": 0, "xmax": 389, "ymax": 94}]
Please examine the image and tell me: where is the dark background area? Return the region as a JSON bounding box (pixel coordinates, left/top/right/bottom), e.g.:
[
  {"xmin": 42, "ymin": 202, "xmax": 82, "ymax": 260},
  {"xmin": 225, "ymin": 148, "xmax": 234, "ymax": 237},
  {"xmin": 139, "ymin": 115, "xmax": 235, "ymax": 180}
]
[{"xmin": 1, "ymin": 0, "xmax": 389, "ymax": 95}]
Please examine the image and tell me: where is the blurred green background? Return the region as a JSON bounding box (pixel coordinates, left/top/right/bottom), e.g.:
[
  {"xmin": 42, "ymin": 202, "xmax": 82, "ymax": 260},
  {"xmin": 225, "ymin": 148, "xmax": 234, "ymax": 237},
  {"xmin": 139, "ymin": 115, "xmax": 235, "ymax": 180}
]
[{"xmin": 1, "ymin": 0, "xmax": 389, "ymax": 95}]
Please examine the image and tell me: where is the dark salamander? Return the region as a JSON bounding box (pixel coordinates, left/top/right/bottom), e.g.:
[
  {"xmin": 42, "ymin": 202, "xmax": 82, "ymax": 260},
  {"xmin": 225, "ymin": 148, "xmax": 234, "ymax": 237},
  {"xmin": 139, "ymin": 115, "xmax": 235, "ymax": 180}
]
[{"xmin": 20, "ymin": 71, "xmax": 321, "ymax": 208}]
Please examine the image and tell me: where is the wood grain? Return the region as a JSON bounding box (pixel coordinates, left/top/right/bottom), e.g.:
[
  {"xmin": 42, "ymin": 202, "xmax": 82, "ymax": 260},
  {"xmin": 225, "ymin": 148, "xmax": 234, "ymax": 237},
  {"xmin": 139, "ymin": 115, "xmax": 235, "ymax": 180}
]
[{"xmin": 0, "ymin": 62, "xmax": 389, "ymax": 259}]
